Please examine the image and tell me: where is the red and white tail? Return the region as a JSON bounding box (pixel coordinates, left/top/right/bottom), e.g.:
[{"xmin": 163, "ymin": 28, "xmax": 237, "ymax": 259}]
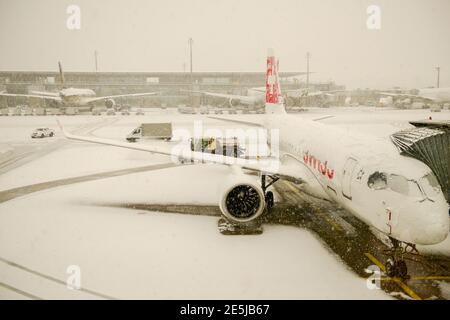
[{"xmin": 265, "ymin": 48, "xmax": 285, "ymax": 114}]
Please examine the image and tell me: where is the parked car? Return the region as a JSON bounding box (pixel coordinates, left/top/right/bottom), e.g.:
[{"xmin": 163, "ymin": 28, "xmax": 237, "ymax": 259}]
[
  {"xmin": 106, "ymin": 109, "xmax": 116, "ymax": 115},
  {"xmin": 135, "ymin": 108, "xmax": 145, "ymax": 115},
  {"xmin": 31, "ymin": 128, "xmax": 55, "ymax": 138}
]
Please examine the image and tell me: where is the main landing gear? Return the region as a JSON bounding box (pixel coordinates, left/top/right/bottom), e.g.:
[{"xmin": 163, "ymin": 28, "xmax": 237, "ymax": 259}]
[
  {"xmin": 261, "ymin": 174, "xmax": 278, "ymax": 211},
  {"xmin": 385, "ymin": 237, "xmax": 418, "ymax": 279}
]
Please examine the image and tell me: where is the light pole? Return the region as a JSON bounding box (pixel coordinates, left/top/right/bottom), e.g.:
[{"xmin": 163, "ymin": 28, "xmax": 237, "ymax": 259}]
[
  {"xmin": 436, "ymin": 66, "xmax": 440, "ymax": 88},
  {"xmin": 188, "ymin": 38, "xmax": 193, "ymax": 82},
  {"xmin": 188, "ymin": 38, "xmax": 194, "ymax": 106},
  {"xmin": 306, "ymin": 52, "xmax": 310, "ymax": 89},
  {"xmin": 94, "ymin": 50, "xmax": 98, "ymax": 73}
]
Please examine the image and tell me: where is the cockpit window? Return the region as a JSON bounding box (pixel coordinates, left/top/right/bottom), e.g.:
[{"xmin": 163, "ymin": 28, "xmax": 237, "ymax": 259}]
[
  {"xmin": 420, "ymin": 173, "xmax": 441, "ymax": 198},
  {"xmin": 387, "ymin": 174, "xmax": 408, "ymax": 194},
  {"xmin": 368, "ymin": 172, "xmax": 387, "ymax": 190},
  {"xmin": 387, "ymin": 174, "xmax": 422, "ymax": 197},
  {"xmin": 368, "ymin": 172, "xmax": 423, "ymax": 197}
]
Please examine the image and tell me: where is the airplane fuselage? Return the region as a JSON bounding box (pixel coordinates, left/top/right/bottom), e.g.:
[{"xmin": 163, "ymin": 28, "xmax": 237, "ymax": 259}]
[
  {"xmin": 60, "ymin": 88, "xmax": 96, "ymax": 106},
  {"xmin": 265, "ymin": 115, "xmax": 449, "ymax": 245}
]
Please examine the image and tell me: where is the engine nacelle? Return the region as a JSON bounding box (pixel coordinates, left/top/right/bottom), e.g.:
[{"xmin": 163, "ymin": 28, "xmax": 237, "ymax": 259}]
[
  {"xmin": 228, "ymin": 98, "xmax": 240, "ymax": 107},
  {"xmin": 219, "ymin": 170, "xmax": 265, "ymax": 223},
  {"xmin": 105, "ymin": 98, "xmax": 116, "ymax": 109}
]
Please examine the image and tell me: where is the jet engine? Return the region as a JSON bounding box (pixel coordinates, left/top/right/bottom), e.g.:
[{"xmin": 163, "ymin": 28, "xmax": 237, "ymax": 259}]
[
  {"xmin": 105, "ymin": 98, "xmax": 116, "ymax": 109},
  {"xmin": 219, "ymin": 170, "xmax": 265, "ymax": 223},
  {"xmin": 228, "ymin": 98, "xmax": 240, "ymax": 107}
]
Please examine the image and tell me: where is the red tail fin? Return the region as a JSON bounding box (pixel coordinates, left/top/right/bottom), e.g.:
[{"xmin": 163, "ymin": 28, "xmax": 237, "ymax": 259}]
[{"xmin": 265, "ymin": 48, "xmax": 281, "ymax": 104}]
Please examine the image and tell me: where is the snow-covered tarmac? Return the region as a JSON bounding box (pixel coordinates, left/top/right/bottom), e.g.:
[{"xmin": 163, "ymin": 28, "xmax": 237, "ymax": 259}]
[{"xmin": 0, "ymin": 107, "xmax": 448, "ymax": 299}]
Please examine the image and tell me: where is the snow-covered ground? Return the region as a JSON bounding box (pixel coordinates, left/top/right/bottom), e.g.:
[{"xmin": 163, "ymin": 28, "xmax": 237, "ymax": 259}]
[
  {"xmin": 0, "ymin": 164, "xmax": 388, "ymax": 299},
  {"xmin": 0, "ymin": 107, "xmax": 448, "ymax": 299}
]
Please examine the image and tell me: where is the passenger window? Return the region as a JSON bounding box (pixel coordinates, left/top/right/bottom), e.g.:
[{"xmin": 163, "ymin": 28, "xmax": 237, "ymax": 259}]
[{"xmin": 368, "ymin": 172, "xmax": 387, "ymax": 190}]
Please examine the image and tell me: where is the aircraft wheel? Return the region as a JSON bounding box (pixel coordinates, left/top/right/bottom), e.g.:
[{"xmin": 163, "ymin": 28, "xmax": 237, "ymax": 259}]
[
  {"xmin": 385, "ymin": 259, "xmax": 397, "ymax": 277},
  {"xmin": 265, "ymin": 191, "xmax": 274, "ymax": 209},
  {"xmin": 396, "ymin": 260, "xmax": 408, "ymax": 279}
]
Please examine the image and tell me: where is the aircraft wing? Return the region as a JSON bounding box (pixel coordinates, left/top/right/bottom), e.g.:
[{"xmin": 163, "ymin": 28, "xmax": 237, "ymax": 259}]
[
  {"xmin": 84, "ymin": 92, "xmax": 158, "ymax": 103},
  {"xmin": 57, "ymin": 119, "xmax": 296, "ymax": 179},
  {"xmin": 284, "ymin": 89, "xmax": 344, "ymax": 97},
  {"xmin": 248, "ymin": 87, "xmax": 265, "ymax": 93},
  {"xmin": 379, "ymin": 92, "xmax": 437, "ymax": 102},
  {"xmin": 186, "ymin": 90, "xmax": 256, "ymax": 103},
  {"xmin": 304, "ymin": 91, "xmax": 325, "ymax": 97},
  {"xmin": 0, "ymin": 92, "xmax": 62, "ymax": 101},
  {"xmin": 30, "ymin": 90, "xmax": 60, "ymax": 97},
  {"xmin": 208, "ymin": 116, "xmax": 264, "ymax": 127},
  {"xmin": 209, "ymin": 114, "xmax": 334, "ymax": 127}
]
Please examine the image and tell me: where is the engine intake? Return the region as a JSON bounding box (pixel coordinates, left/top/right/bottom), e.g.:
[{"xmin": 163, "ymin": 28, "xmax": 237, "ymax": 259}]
[
  {"xmin": 228, "ymin": 98, "xmax": 240, "ymax": 107},
  {"xmin": 220, "ymin": 182, "xmax": 265, "ymax": 223},
  {"xmin": 105, "ymin": 98, "xmax": 116, "ymax": 109}
]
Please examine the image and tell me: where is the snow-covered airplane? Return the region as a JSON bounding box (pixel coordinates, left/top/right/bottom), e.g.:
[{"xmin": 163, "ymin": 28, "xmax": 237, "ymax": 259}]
[
  {"xmin": 188, "ymin": 87, "xmax": 266, "ymax": 107},
  {"xmin": 59, "ymin": 49, "xmax": 449, "ymax": 278},
  {"xmin": 0, "ymin": 62, "xmax": 158, "ymax": 111},
  {"xmin": 189, "ymin": 85, "xmax": 339, "ymax": 107},
  {"xmin": 380, "ymin": 87, "xmax": 450, "ymax": 105}
]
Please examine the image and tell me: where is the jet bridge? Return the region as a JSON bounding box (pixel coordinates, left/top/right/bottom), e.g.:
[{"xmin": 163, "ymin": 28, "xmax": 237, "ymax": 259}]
[{"xmin": 390, "ymin": 120, "xmax": 450, "ymax": 202}]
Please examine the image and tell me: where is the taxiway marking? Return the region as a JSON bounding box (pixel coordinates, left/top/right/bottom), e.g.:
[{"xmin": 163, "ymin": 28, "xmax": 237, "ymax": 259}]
[
  {"xmin": 0, "ymin": 162, "xmax": 178, "ymax": 203},
  {"xmin": 364, "ymin": 252, "xmax": 422, "ymax": 300},
  {"xmin": 380, "ymin": 276, "xmax": 450, "ymax": 281},
  {"xmin": 0, "ymin": 281, "xmax": 41, "ymax": 300},
  {"xmin": 0, "ymin": 256, "xmax": 114, "ymax": 300}
]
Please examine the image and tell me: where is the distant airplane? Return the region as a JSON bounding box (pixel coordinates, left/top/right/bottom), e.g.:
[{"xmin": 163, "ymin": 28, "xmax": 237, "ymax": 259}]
[
  {"xmin": 380, "ymin": 87, "xmax": 450, "ymax": 105},
  {"xmin": 188, "ymin": 88, "xmax": 265, "ymax": 107},
  {"xmin": 0, "ymin": 62, "xmax": 158, "ymax": 111},
  {"xmin": 59, "ymin": 49, "xmax": 449, "ymax": 278},
  {"xmin": 189, "ymin": 86, "xmax": 340, "ymax": 108},
  {"xmin": 186, "ymin": 69, "xmax": 331, "ymax": 108}
]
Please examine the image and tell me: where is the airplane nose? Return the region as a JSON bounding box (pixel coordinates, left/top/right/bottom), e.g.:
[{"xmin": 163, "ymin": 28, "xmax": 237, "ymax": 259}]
[
  {"xmin": 399, "ymin": 198, "xmax": 449, "ymax": 245},
  {"xmin": 424, "ymin": 220, "xmax": 449, "ymax": 244},
  {"xmin": 415, "ymin": 201, "xmax": 449, "ymax": 245}
]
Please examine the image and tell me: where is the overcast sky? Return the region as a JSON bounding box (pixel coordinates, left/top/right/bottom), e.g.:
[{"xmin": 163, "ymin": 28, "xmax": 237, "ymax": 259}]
[{"xmin": 0, "ymin": 0, "xmax": 449, "ymax": 89}]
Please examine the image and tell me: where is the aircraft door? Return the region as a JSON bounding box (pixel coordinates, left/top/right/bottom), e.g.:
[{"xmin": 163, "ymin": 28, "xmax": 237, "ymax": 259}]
[{"xmin": 342, "ymin": 157, "xmax": 358, "ymax": 200}]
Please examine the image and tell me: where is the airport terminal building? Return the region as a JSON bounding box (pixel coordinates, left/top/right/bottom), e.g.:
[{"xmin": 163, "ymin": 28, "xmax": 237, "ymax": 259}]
[{"xmin": 0, "ymin": 71, "xmax": 345, "ymax": 109}]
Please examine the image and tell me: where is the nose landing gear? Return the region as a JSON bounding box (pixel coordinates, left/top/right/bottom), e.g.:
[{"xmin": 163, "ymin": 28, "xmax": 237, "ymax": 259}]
[{"xmin": 385, "ymin": 237, "xmax": 419, "ymax": 279}]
